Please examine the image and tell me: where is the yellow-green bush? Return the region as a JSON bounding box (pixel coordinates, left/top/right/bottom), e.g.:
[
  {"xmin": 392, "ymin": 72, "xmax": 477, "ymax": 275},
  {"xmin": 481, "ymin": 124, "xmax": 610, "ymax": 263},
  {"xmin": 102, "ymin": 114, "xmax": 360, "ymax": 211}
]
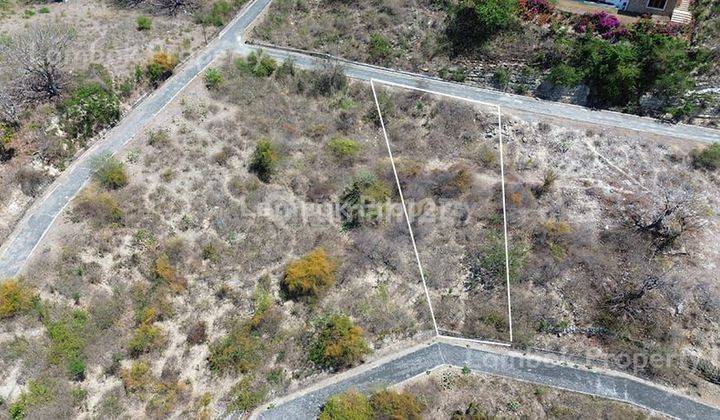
[
  {"xmin": 129, "ymin": 324, "xmax": 166, "ymax": 357},
  {"xmin": 0, "ymin": 279, "xmax": 35, "ymax": 318},
  {"xmin": 369, "ymin": 389, "xmax": 424, "ymax": 419},
  {"xmin": 319, "ymin": 389, "xmax": 372, "ymax": 420},
  {"xmin": 310, "ymin": 314, "xmax": 370, "ymax": 370},
  {"xmin": 208, "ymin": 323, "xmax": 263, "ymax": 373},
  {"xmin": 282, "ymin": 248, "xmax": 336, "ymax": 300},
  {"xmin": 154, "ymin": 254, "xmax": 185, "ymax": 292},
  {"xmin": 121, "ymin": 361, "xmax": 152, "ymax": 393}
]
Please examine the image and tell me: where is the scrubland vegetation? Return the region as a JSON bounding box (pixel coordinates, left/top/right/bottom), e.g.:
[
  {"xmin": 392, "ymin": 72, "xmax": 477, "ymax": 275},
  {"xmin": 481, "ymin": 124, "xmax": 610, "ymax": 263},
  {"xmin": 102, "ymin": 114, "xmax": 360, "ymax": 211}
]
[
  {"xmin": 253, "ymin": 0, "xmax": 718, "ymax": 124},
  {"xmin": 1, "ymin": 23, "xmax": 719, "ymax": 419},
  {"xmin": 0, "ymin": 0, "xmax": 244, "ymax": 246},
  {"xmin": 321, "ymin": 367, "xmax": 662, "ymax": 419},
  {"xmin": 0, "ymin": 54, "xmax": 437, "ymax": 418}
]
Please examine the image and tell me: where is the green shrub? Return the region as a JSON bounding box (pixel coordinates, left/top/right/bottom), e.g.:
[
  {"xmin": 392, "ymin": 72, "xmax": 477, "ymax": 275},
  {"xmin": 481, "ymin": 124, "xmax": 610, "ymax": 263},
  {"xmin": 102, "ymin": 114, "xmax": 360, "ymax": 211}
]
[
  {"xmin": 547, "ymin": 63, "xmax": 582, "ymax": 87},
  {"xmin": 692, "ymin": 142, "xmax": 720, "ymax": 171},
  {"xmin": 136, "ymin": 15, "xmax": 152, "ymax": 30},
  {"xmin": 249, "ymin": 138, "xmax": 278, "ymax": 182},
  {"xmin": 38, "ymin": 6, "xmax": 49, "ymax": 13},
  {"xmin": 479, "ymin": 232, "xmax": 527, "ymax": 283},
  {"xmin": 129, "ymin": 324, "xmax": 166, "ymax": 356},
  {"xmin": 0, "ymin": 279, "xmax": 35, "ymax": 318},
  {"xmin": 121, "ymin": 361, "xmax": 152, "ymax": 393},
  {"xmin": 572, "ymin": 37, "xmax": 639, "ymax": 107},
  {"xmin": 310, "ymin": 314, "xmax": 370, "ymax": 370},
  {"xmin": 319, "ymin": 389, "xmax": 372, "ymax": 420},
  {"xmin": 46, "ymin": 310, "xmax": 89, "ymax": 381},
  {"xmin": 369, "ymin": 389, "xmax": 424, "ymax": 419},
  {"xmin": 228, "ymin": 376, "xmax": 267, "ymax": 412},
  {"xmin": 339, "ymin": 173, "xmax": 391, "ymax": 228},
  {"xmin": 368, "ymin": 34, "xmax": 392, "ymax": 63},
  {"xmin": 236, "ymin": 51, "xmax": 277, "ymax": 77},
  {"xmin": 472, "ymin": 0, "xmax": 518, "ymax": 33},
  {"xmin": 492, "ymin": 68, "xmax": 510, "ymax": 90},
  {"xmin": 91, "ymin": 154, "xmax": 128, "ymax": 190},
  {"xmin": 208, "ymin": 323, "xmax": 263, "ymax": 373},
  {"xmin": 8, "ymin": 379, "xmax": 54, "ymax": 420},
  {"xmin": 61, "ymin": 81, "xmax": 120, "ymax": 140},
  {"xmin": 282, "ymin": 248, "xmax": 337, "ymax": 300},
  {"xmin": 204, "ymin": 68, "xmax": 223, "ymax": 89},
  {"xmin": 327, "ymin": 137, "xmax": 361, "ymax": 162}
]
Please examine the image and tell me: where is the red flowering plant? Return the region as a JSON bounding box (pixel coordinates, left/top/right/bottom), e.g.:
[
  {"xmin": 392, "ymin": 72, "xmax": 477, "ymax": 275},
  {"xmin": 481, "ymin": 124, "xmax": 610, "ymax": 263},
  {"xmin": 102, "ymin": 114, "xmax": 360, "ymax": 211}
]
[{"xmin": 574, "ymin": 11, "xmax": 628, "ymax": 41}]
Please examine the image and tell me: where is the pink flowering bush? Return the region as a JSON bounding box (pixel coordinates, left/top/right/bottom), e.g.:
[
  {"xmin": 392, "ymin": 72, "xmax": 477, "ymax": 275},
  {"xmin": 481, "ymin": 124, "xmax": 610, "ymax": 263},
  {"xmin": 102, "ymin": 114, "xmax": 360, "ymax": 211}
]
[{"xmin": 574, "ymin": 11, "xmax": 628, "ymax": 41}]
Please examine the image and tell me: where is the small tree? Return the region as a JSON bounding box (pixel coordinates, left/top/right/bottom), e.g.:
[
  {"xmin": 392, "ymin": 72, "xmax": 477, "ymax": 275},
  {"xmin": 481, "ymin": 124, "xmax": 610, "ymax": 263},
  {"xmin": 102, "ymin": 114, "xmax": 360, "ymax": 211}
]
[
  {"xmin": 310, "ymin": 314, "xmax": 370, "ymax": 370},
  {"xmin": 4, "ymin": 22, "xmax": 75, "ymax": 98},
  {"xmin": 91, "ymin": 154, "xmax": 128, "ymax": 190},
  {"xmin": 249, "ymin": 138, "xmax": 278, "ymax": 182},
  {"xmin": 282, "ymin": 248, "xmax": 336, "ymax": 300}
]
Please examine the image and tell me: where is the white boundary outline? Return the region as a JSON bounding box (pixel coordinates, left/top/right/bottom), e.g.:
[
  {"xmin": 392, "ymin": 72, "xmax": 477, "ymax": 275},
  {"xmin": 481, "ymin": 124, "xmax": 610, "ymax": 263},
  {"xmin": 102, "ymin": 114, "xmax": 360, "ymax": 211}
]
[{"xmin": 370, "ymin": 79, "xmax": 514, "ymax": 344}]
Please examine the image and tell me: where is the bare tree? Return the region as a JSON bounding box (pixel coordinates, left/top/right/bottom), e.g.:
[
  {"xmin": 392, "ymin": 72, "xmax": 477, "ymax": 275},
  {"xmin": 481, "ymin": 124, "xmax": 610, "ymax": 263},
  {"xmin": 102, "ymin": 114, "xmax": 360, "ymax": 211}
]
[
  {"xmin": 3, "ymin": 22, "xmax": 75, "ymax": 99},
  {"xmin": 625, "ymin": 177, "xmax": 703, "ymax": 250},
  {"xmin": 152, "ymin": 0, "xmax": 198, "ymax": 14},
  {"xmin": 0, "ymin": 81, "xmax": 26, "ymax": 124}
]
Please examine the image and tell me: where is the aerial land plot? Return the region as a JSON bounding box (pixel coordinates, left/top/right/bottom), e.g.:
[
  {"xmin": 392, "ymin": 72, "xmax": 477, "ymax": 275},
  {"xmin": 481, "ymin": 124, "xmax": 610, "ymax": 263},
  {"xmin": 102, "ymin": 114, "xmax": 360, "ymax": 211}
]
[
  {"xmin": 499, "ymin": 112, "xmax": 720, "ymax": 396},
  {"xmin": 371, "ymin": 81, "xmax": 511, "ymax": 343},
  {"xmin": 0, "ymin": 54, "xmax": 436, "ymax": 418}
]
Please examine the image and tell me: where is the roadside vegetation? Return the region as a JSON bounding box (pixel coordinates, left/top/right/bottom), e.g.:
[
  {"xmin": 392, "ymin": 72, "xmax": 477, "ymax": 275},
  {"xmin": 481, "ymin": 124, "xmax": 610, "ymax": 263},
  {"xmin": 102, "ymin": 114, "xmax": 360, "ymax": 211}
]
[
  {"xmin": 320, "ymin": 367, "xmax": 664, "ymax": 419},
  {"xmin": 253, "ymin": 0, "xmax": 717, "ymax": 124}
]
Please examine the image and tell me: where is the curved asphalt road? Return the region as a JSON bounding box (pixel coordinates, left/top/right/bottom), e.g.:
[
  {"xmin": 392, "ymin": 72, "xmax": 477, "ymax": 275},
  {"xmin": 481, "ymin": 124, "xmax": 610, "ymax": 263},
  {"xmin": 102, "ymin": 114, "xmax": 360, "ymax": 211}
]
[{"xmin": 256, "ymin": 340, "xmax": 720, "ymax": 419}]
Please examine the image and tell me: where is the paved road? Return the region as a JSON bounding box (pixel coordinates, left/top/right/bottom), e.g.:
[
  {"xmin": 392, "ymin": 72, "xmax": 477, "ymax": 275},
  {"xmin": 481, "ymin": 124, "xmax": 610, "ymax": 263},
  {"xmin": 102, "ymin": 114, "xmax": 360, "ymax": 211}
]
[
  {"xmin": 0, "ymin": 0, "xmax": 273, "ymax": 279},
  {"xmin": 257, "ymin": 341, "xmax": 720, "ymax": 419},
  {"xmin": 238, "ymin": 43, "xmax": 720, "ymax": 144}
]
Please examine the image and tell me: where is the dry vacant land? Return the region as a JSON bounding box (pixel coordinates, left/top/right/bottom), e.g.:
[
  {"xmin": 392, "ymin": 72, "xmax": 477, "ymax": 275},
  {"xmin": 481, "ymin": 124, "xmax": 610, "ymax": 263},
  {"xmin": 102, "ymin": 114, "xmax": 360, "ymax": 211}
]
[
  {"xmin": 0, "ymin": 0, "xmax": 238, "ymax": 244},
  {"xmin": 1, "ymin": 50, "xmax": 719, "ymax": 418}
]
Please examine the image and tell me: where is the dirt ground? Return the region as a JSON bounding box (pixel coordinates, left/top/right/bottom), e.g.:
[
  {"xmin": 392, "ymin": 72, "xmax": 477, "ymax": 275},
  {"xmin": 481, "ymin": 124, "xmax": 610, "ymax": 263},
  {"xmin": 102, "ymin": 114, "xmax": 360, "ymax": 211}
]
[{"xmin": 398, "ymin": 366, "xmax": 666, "ymax": 418}]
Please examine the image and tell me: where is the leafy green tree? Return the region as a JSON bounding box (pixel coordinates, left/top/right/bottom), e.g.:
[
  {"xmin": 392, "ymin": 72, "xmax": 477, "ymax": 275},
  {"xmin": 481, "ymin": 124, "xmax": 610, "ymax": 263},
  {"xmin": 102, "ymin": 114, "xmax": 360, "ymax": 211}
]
[{"xmin": 573, "ymin": 37, "xmax": 639, "ymax": 107}]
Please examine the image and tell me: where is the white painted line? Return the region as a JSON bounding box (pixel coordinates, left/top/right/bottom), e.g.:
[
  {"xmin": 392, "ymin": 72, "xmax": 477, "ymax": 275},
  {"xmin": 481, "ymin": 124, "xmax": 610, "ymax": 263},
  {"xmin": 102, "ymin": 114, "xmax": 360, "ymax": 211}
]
[
  {"xmin": 371, "ymin": 79, "xmax": 514, "ymax": 344},
  {"xmin": 438, "ymin": 334, "xmax": 512, "ymax": 348},
  {"xmin": 371, "ymin": 79, "xmax": 439, "ymax": 337},
  {"xmin": 497, "ymin": 111, "xmax": 514, "ymax": 343},
  {"xmin": 375, "ymin": 78, "xmax": 498, "ymax": 108}
]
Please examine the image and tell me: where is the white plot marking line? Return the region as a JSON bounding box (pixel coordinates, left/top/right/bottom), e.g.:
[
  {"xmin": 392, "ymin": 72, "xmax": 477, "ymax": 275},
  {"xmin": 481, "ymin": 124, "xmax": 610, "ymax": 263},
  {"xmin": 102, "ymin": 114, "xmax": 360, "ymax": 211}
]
[
  {"xmin": 498, "ymin": 112, "xmax": 514, "ymax": 343},
  {"xmin": 371, "ymin": 78, "xmax": 514, "ymax": 344},
  {"xmin": 371, "ymin": 79, "xmax": 439, "ymax": 337}
]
